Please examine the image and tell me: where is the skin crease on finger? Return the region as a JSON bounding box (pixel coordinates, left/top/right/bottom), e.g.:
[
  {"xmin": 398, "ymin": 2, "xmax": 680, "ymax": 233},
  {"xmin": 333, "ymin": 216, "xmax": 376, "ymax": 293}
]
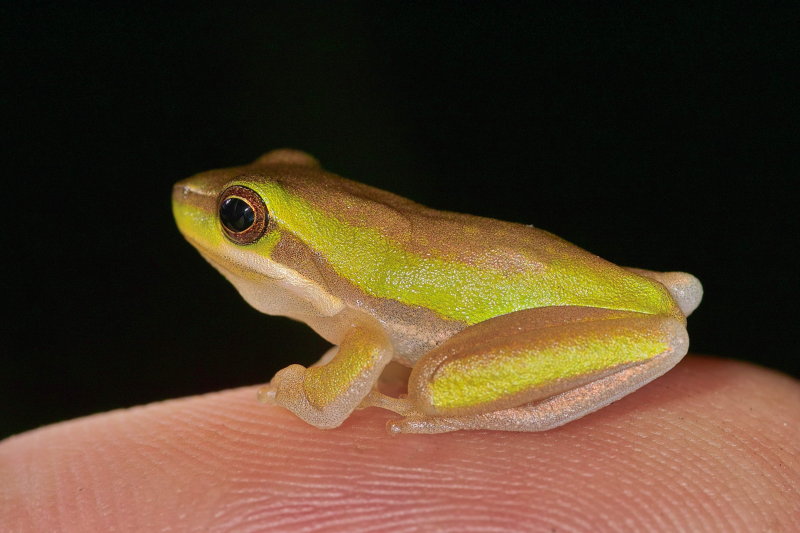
[{"xmin": 1, "ymin": 357, "xmax": 798, "ymax": 532}]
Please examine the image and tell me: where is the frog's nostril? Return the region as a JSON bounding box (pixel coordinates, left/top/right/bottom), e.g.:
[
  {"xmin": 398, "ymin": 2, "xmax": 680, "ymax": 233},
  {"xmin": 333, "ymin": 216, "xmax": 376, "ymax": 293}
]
[
  {"xmin": 172, "ymin": 185, "xmax": 182, "ymax": 200},
  {"xmin": 172, "ymin": 180, "xmax": 214, "ymax": 205},
  {"xmin": 172, "ymin": 182, "xmax": 190, "ymax": 202}
]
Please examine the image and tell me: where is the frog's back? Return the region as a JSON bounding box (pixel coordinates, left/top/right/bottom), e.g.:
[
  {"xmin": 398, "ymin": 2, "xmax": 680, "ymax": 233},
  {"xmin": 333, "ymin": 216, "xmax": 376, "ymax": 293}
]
[{"xmin": 269, "ymin": 167, "xmax": 678, "ymax": 325}]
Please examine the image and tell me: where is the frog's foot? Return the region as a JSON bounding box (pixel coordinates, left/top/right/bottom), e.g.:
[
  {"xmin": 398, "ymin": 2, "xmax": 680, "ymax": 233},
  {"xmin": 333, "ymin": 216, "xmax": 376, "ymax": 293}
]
[
  {"xmin": 256, "ymin": 327, "xmax": 393, "ymax": 429},
  {"xmin": 256, "ymin": 364, "xmax": 361, "ymax": 429},
  {"xmin": 259, "ymin": 377, "xmax": 417, "ymax": 425}
]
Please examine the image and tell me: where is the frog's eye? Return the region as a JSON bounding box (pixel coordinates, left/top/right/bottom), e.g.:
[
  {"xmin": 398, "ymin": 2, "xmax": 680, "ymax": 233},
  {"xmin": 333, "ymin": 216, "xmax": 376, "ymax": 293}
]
[{"xmin": 218, "ymin": 185, "xmax": 268, "ymax": 245}]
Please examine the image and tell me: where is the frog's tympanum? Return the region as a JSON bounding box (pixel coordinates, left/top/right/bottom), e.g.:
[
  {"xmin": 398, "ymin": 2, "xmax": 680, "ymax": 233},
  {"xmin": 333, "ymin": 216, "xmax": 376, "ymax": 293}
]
[{"xmin": 173, "ymin": 149, "xmax": 702, "ymax": 434}]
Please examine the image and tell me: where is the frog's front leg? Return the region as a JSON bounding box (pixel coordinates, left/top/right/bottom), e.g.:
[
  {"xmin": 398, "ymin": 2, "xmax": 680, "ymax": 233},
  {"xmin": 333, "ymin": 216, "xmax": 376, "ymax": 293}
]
[
  {"xmin": 385, "ymin": 307, "xmax": 688, "ymax": 434},
  {"xmin": 257, "ymin": 326, "xmax": 392, "ymax": 429}
]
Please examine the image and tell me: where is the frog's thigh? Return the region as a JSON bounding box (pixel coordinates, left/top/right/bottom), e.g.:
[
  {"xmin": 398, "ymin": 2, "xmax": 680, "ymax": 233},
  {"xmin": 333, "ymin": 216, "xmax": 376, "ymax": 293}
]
[
  {"xmin": 392, "ymin": 308, "xmax": 688, "ymax": 434},
  {"xmin": 258, "ymin": 327, "xmax": 392, "ymax": 429},
  {"xmin": 625, "ymin": 267, "xmax": 703, "ymax": 317}
]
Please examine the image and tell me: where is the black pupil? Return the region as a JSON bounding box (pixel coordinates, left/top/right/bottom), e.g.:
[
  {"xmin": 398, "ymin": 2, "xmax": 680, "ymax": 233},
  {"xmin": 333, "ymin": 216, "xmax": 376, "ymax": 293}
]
[{"xmin": 219, "ymin": 197, "xmax": 255, "ymax": 232}]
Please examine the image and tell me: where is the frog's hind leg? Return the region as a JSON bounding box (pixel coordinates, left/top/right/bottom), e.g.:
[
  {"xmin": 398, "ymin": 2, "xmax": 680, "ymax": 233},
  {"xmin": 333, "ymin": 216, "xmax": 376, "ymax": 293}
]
[
  {"xmin": 387, "ymin": 307, "xmax": 688, "ymax": 434},
  {"xmin": 625, "ymin": 267, "xmax": 703, "ymax": 317}
]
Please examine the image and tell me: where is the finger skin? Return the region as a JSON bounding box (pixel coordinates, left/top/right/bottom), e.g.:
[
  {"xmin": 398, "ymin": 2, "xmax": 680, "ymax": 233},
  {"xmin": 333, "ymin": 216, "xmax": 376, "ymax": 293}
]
[{"xmin": 1, "ymin": 357, "xmax": 798, "ymax": 532}]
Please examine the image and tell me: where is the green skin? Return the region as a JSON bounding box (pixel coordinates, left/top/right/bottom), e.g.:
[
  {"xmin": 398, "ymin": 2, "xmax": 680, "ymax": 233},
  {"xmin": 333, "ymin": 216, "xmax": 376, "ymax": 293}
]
[{"xmin": 172, "ymin": 149, "xmax": 702, "ymax": 434}]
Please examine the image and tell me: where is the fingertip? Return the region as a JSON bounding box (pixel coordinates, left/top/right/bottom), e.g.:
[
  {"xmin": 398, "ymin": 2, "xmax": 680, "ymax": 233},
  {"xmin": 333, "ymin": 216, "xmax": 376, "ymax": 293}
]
[{"xmin": 1, "ymin": 358, "xmax": 798, "ymax": 531}]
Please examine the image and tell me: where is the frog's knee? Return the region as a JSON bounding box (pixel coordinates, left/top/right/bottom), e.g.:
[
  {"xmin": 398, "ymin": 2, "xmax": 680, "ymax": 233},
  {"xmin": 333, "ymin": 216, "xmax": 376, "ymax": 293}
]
[
  {"xmin": 661, "ymin": 272, "xmax": 703, "ymax": 316},
  {"xmin": 626, "ymin": 268, "xmax": 703, "ymax": 317}
]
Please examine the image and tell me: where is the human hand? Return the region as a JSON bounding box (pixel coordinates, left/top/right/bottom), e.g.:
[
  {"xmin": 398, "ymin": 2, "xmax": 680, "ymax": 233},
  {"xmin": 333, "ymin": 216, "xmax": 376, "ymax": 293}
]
[{"xmin": 2, "ymin": 356, "xmax": 798, "ymax": 531}]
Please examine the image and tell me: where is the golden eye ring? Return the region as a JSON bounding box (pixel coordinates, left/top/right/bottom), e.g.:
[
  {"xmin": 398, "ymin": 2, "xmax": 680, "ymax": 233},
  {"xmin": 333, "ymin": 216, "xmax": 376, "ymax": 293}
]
[{"xmin": 217, "ymin": 185, "xmax": 268, "ymax": 245}]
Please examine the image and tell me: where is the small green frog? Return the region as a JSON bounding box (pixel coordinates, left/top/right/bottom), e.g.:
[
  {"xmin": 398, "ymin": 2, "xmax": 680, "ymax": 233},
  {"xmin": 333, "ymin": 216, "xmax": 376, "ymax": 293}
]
[{"xmin": 172, "ymin": 149, "xmax": 702, "ymax": 434}]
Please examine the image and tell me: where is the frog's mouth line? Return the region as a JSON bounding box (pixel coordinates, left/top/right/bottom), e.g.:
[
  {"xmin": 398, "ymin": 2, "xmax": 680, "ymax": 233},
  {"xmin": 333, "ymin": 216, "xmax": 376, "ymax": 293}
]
[
  {"xmin": 185, "ymin": 235, "xmax": 345, "ymax": 318},
  {"xmin": 190, "ymin": 239, "xmax": 286, "ymax": 283}
]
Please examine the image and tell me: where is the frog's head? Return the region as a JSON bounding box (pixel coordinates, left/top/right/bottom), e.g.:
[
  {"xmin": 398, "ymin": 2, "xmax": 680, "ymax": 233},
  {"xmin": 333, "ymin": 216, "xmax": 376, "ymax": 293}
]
[{"xmin": 172, "ymin": 149, "xmax": 345, "ymax": 321}]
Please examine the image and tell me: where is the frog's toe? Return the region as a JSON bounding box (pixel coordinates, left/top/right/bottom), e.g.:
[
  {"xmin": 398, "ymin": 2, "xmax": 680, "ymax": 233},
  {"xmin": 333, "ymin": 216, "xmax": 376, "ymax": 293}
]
[
  {"xmin": 386, "ymin": 416, "xmax": 462, "ymax": 435},
  {"xmin": 256, "ymin": 384, "xmax": 277, "ymax": 404}
]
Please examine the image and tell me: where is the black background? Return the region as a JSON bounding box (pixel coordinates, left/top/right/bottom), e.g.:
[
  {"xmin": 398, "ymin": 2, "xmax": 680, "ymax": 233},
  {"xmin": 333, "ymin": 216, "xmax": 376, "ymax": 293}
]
[{"xmin": 3, "ymin": 4, "xmax": 797, "ymax": 439}]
